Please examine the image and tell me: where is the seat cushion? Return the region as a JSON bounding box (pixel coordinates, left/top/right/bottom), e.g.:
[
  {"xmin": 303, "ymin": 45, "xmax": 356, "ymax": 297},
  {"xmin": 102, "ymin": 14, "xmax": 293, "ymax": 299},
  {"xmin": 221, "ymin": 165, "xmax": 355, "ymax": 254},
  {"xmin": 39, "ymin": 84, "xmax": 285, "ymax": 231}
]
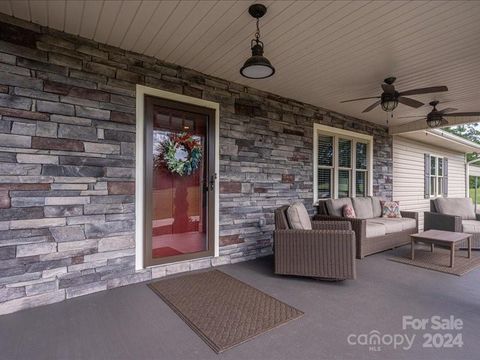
[
  {"xmin": 462, "ymin": 220, "xmax": 480, "ymax": 233},
  {"xmin": 365, "ymin": 220, "xmax": 386, "ymax": 238},
  {"xmin": 369, "ymin": 218, "xmax": 403, "ymax": 234},
  {"xmin": 286, "ymin": 202, "xmax": 312, "ymax": 230},
  {"xmin": 326, "ymin": 198, "xmax": 352, "ymax": 217},
  {"xmin": 435, "ymin": 198, "xmax": 476, "ymax": 220},
  {"xmin": 371, "ymin": 197, "xmax": 382, "ymax": 218},
  {"xmin": 369, "ymin": 218, "xmax": 416, "ymax": 233},
  {"xmin": 352, "ymin": 197, "xmax": 374, "ymax": 219}
]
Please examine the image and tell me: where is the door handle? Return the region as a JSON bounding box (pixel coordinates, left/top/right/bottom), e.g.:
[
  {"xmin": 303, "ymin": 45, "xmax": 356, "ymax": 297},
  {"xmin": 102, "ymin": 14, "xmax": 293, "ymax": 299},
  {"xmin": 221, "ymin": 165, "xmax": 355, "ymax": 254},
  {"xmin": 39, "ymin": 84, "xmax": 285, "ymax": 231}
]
[{"xmin": 210, "ymin": 173, "xmax": 217, "ymax": 191}]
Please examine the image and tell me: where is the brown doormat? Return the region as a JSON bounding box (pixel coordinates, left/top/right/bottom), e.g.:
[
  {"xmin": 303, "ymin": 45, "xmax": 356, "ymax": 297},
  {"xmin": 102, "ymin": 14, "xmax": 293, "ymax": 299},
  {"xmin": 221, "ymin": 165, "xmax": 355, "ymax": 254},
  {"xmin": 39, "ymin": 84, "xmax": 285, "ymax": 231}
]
[
  {"xmin": 148, "ymin": 270, "xmax": 303, "ymax": 353},
  {"xmin": 389, "ymin": 246, "xmax": 480, "ymax": 276}
]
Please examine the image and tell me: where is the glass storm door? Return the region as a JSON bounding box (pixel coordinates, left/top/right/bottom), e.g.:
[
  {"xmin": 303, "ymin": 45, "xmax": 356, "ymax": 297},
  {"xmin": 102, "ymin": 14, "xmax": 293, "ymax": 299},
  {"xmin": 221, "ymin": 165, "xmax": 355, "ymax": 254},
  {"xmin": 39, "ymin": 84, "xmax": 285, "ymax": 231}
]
[{"xmin": 144, "ymin": 96, "xmax": 215, "ymax": 266}]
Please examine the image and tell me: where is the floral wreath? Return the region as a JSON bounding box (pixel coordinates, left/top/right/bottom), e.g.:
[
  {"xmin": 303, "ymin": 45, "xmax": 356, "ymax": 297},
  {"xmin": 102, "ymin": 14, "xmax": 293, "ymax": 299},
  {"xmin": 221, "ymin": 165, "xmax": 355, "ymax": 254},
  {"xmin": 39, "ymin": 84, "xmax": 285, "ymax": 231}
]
[{"xmin": 154, "ymin": 132, "xmax": 202, "ymax": 176}]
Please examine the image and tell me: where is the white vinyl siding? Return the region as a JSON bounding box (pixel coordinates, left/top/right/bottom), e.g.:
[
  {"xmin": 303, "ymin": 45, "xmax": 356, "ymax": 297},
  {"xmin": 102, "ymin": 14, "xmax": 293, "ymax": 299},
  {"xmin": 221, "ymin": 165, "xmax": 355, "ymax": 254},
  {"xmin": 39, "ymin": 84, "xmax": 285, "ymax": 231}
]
[{"xmin": 393, "ymin": 136, "xmax": 466, "ymax": 230}]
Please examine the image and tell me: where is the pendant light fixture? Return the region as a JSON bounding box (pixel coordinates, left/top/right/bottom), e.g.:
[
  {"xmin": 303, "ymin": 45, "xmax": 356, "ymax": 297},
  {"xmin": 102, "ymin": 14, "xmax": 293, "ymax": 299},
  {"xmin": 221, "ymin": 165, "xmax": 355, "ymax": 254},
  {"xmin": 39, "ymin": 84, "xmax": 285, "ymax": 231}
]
[{"xmin": 240, "ymin": 4, "xmax": 275, "ymax": 79}]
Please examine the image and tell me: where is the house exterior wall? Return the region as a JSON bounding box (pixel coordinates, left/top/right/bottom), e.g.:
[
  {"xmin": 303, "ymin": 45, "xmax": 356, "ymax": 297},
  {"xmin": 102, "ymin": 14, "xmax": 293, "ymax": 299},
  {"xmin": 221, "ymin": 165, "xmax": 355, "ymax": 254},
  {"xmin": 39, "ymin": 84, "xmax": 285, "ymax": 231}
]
[
  {"xmin": 393, "ymin": 135, "xmax": 466, "ymax": 230},
  {"xmin": 0, "ymin": 15, "xmax": 392, "ymax": 314}
]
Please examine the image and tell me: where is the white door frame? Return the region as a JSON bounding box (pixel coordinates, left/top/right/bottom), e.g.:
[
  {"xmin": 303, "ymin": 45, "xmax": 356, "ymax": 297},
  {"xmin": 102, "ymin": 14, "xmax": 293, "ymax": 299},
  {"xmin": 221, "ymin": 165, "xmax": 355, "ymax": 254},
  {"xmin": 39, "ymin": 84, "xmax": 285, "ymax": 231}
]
[{"xmin": 135, "ymin": 85, "xmax": 220, "ymax": 270}]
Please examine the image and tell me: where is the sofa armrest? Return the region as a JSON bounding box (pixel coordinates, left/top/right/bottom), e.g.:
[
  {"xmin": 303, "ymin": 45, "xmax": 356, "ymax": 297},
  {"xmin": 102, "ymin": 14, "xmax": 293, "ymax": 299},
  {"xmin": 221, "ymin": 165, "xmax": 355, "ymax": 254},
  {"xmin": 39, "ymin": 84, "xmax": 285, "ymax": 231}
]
[
  {"xmin": 401, "ymin": 211, "xmax": 419, "ymax": 230},
  {"xmin": 424, "ymin": 212, "xmax": 462, "ymax": 232},
  {"xmin": 313, "ymin": 214, "xmax": 345, "ymax": 221},
  {"xmin": 312, "ymin": 220, "xmax": 352, "ymax": 231},
  {"xmin": 400, "ymin": 211, "xmax": 418, "ymax": 220},
  {"xmin": 313, "ymin": 215, "xmax": 366, "ymax": 237}
]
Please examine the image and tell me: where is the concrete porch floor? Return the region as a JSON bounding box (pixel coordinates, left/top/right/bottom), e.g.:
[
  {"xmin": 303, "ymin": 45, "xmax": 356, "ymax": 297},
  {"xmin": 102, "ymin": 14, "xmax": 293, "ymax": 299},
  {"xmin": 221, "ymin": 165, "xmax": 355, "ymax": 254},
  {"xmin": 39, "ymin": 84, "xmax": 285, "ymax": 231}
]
[{"xmin": 1, "ymin": 248, "xmax": 479, "ymax": 360}]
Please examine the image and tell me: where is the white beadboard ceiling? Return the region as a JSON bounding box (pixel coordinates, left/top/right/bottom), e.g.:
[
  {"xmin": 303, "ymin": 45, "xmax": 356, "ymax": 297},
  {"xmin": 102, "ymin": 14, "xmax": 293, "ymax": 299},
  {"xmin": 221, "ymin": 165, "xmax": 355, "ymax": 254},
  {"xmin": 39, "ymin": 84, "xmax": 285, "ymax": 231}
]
[{"xmin": 1, "ymin": 0, "xmax": 480, "ymax": 127}]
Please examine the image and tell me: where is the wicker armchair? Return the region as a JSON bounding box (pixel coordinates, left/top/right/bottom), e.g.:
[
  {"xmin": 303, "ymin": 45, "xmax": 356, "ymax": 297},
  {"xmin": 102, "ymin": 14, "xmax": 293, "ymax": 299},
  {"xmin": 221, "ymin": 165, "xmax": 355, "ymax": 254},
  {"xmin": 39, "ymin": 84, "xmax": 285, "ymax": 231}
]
[
  {"xmin": 424, "ymin": 199, "xmax": 480, "ymax": 249},
  {"xmin": 274, "ymin": 206, "xmax": 356, "ymax": 280}
]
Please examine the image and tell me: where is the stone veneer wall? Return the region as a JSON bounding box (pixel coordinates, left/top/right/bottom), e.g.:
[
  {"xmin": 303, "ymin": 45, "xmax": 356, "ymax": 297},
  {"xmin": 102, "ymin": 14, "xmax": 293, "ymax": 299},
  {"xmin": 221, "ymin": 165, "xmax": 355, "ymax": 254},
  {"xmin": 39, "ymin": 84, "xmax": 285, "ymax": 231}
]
[{"xmin": 0, "ymin": 15, "xmax": 392, "ymax": 314}]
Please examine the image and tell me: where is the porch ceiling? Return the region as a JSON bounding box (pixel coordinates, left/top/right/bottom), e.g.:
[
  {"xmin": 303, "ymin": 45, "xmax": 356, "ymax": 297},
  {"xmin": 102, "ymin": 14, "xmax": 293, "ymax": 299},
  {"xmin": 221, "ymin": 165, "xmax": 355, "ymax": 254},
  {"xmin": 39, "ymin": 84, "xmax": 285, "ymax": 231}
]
[{"xmin": 1, "ymin": 1, "xmax": 480, "ymax": 128}]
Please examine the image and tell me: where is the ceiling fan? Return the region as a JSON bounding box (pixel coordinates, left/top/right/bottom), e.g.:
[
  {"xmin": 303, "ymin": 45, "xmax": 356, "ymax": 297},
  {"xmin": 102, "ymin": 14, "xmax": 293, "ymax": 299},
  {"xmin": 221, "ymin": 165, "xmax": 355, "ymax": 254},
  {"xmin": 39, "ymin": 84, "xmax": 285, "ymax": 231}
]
[
  {"xmin": 341, "ymin": 77, "xmax": 448, "ymax": 113},
  {"xmin": 399, "ymin": 101, "xmax": 480, "ymax": 128}
]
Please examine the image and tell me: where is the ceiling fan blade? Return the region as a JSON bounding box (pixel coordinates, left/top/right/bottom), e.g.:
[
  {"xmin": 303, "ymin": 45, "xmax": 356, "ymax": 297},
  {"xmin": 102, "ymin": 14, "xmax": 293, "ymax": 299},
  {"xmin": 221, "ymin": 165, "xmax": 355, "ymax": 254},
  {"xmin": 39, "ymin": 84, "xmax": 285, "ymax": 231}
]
[
  {"xmin": 397, "ymin": 115, "xmax": 426, "ymax": 119},
  {"xmin": 398, "ymin": 96, "xmax": 424, "ymax": 108},
  {"xmin": 438, "ymin": 107, "xmax": 458, "ymax": 114},
  {"xmin": 340, "ymin": 96, "xmax": 380, "ymax": 103},
  {"xmin": 381, "ymin": 84, "xmax": 395, "ymax": 93},
  {"xmin": 399, "ymin": 86, "xmax": 448, "ymax": 96},
  {"xmin": 440, "ymin": 119, "xmax": 449, "ymax": 126},
  {"xmin": 362, "ymin": 100, "xmax": 381, "ymax": 113},
  {"xmin": 443, "ymin": 112, "xmax": 480, "ymax": 117}
]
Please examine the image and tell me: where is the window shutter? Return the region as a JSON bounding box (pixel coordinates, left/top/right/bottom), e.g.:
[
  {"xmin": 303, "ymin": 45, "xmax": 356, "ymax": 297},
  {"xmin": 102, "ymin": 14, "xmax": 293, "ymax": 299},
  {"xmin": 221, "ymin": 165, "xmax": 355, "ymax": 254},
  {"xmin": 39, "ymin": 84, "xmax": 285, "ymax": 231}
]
[
  {"xmin": 443, "ymin": 157, "xmax": 448, "ymax": 197},
  {"xmin": 424, "ymin": 154, "xmax": 431, "ymax": 199}
]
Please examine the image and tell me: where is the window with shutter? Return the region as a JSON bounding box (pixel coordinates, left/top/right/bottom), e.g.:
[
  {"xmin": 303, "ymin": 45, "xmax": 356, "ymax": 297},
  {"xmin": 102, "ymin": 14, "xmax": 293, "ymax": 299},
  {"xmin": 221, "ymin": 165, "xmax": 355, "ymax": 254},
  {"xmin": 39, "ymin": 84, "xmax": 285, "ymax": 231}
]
[
  {"xmin": 425, "ymin": 154, "xmax": 447, "ymax": 198},
  {"xmin": 314, "ymin": 125, "xmax": 373, "ymax": 202}
]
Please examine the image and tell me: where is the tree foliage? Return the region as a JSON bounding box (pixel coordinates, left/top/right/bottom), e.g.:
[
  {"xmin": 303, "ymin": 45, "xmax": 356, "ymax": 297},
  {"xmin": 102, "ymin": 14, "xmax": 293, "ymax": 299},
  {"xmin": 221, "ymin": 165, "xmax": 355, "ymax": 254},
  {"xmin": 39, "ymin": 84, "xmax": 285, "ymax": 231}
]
[
  {"xmin": 445, "ymin": 124, "xmax": 480, "ymax": 188},
  {"xmin": 444, "ymin": 124, "xmax": 480, "ymax": 162}
]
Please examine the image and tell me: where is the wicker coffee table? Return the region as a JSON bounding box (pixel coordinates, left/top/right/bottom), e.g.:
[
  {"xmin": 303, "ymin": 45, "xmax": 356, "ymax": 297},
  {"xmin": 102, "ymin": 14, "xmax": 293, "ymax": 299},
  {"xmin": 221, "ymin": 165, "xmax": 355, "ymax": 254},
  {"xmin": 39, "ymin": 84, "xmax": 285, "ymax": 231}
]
[{"xmin": 410, "ymin": 230, "xmax": 472, "ymax": 268}]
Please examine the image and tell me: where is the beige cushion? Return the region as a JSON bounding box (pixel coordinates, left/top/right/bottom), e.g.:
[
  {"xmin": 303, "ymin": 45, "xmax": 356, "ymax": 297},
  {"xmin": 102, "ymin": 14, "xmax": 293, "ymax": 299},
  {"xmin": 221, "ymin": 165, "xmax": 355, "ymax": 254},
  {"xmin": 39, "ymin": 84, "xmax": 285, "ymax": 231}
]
[
  {"xmin": 435, "ymin": 198, "xmax": 476, "ymax": 220},
  {"xmin": 365, "ymin": 220, "xmax": 386, "ymax": 238},
  {"xmin": 462, "ymin": 220, "xmax": 480, "ymax": 233},
  {"xmin": 368, "ymin": 218, "xmax": 403, "ymax": 234},
  {"xmin": 286, "ymin": 202, "xmax": 312, "ymax": 230},
  {"xmin": 326, "ymin": 198, "xmax": 352, "ymax": 217},
  {"xmin": 352, "ymin": 197, "xmax": 374, "ymax": 219},
  {"xmin": 371, "ymin": 197, "xmax": 382, "ymax": 218}
]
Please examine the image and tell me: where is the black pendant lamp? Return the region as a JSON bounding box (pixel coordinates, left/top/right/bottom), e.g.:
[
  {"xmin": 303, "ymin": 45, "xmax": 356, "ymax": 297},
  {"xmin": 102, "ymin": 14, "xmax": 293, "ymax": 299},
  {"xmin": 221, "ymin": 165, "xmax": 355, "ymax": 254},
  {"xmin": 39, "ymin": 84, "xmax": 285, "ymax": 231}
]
[{"xmin": 240, "ymin": 4, "xmax": 275, "ymax": 79}]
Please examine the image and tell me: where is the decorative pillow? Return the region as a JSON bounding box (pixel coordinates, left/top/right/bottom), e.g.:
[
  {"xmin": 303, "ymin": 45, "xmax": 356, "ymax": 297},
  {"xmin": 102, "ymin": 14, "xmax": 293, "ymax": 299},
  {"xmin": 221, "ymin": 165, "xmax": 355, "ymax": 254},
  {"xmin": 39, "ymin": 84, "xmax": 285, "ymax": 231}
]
[
  {"xmin": 342, "ymin": 204, "xmax": 356, "ymax": 218},
  {"xmin": 286, "ymin": 202, "xmax": 312, "ymax": 230},
  {"xmin": 381, "ymin": 201, "xmax": 402, "ymax": 218}
]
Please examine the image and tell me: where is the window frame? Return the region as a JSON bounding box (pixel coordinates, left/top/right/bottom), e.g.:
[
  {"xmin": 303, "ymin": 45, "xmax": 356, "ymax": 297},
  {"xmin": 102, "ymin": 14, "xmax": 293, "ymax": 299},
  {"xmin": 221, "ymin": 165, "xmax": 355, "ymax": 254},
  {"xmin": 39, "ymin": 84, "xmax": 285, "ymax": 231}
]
[
  {"xmin": 429, "ymin": 155, "xmax": 444, "ymax": 198},
  {"xmin": 313, "ymin": 124, "xmax": 373, "ymax": 203}
]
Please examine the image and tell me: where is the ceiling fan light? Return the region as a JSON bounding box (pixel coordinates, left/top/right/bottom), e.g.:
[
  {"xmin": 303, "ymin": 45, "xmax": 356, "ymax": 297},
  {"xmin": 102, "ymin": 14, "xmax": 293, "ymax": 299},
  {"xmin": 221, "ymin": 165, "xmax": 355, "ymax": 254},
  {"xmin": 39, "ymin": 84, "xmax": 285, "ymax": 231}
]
[
  {"xmin": 381, "ymin": 99, "xmax": 398, "ymax": 112},
  {"xmin": 427, "ymin": 118, "xmax": 443, "ymax": 128}
]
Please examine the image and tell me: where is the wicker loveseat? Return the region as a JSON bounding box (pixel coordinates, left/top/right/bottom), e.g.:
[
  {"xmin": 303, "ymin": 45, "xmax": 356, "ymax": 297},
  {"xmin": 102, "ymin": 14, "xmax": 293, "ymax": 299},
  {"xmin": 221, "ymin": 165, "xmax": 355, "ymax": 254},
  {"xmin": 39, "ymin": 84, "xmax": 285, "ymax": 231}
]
[
  {"xmin": 424, "ymin": 198, "xmax": 480, "ymax": 249},
  {"xmin": 314, "ymin": 197, "xmax": 418, "ymax": 259},
  {"xmin": 274, "ymin": 205, "xmax": 356, "ymax": 280}
]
